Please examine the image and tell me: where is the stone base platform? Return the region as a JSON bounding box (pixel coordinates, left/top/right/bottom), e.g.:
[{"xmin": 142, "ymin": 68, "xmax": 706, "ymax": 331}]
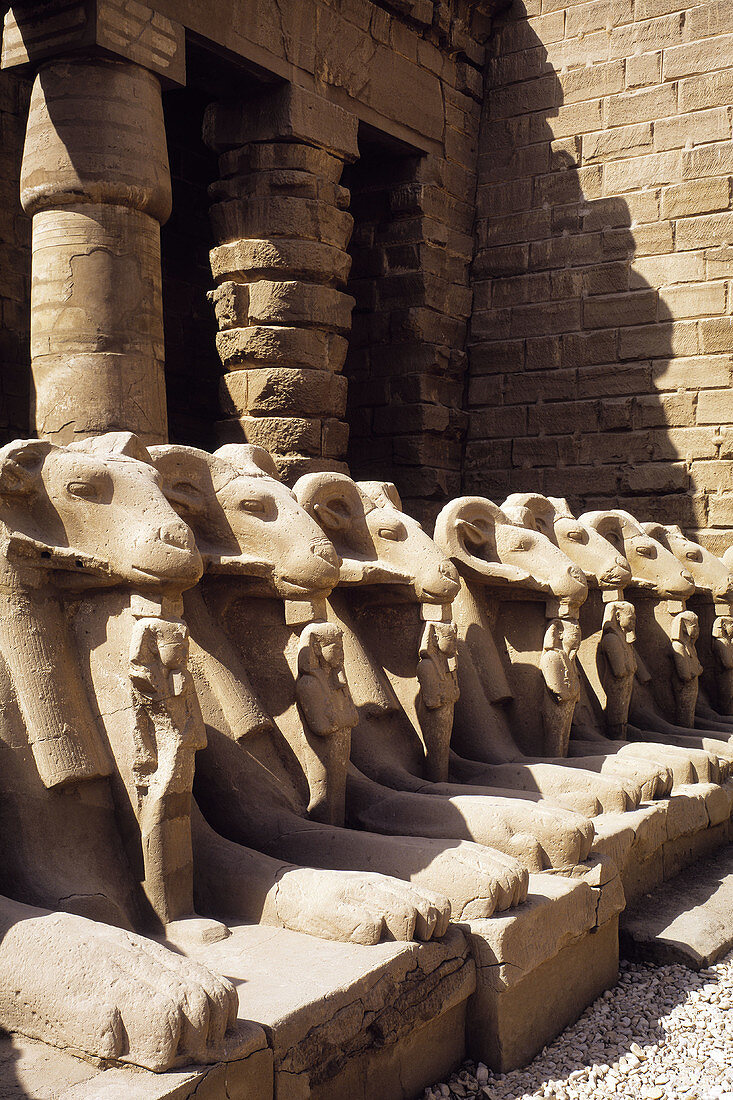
[
  {"xmin": 464, "ymin": 869, "xmax": 621, "ymax": 1072},
  {"xmin": 620, "ymin": 842, "xmax": 733, "ymax": 969},
  {"xmin": 590, "ymin": 781, "xmax": 733, "ymax": 905},
  {"xmin": 0, "ymin": 922, "xmax": 474, "ymax": 1100}
]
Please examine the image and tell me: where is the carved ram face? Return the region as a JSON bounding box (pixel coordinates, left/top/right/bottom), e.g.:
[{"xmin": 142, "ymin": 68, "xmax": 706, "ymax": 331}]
[
  {"xmin": 293, "ymin": 473, "xmax": 460, "ymax": 605},
  {"xmin": 581, "ymin": 510, "xmax": 695, "ymax": 599},
  {"xmin": 0, "ymin": 432, "xmax": 202, "ymax": 591},
  {"xmin": 433, "ymin": 495, "xmax": 588, "ymax": 610},
  {"xmin": 503, "ymin": 493, "xmax": 632, "ymax": 590},
  {"xmin": 643, "ymin": 523, "xmax": 733, "ymax": 603},
  {"xmin": 150, "ymin": 443, "xmax": 340, "ymax": 599}
]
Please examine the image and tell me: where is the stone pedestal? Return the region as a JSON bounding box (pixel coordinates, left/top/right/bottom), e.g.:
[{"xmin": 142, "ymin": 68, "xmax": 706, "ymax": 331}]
[
  {"xmin": 204, "ymin": 85, "xmax": 358, "ymax": 483},
  {"xmin": 19, "ymin": 57, "xmax": 171, "ymax": 443}
]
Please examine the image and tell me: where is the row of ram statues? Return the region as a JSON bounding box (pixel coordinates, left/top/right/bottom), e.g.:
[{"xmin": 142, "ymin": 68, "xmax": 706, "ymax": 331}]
[{"xmin": 1, "ymin": 430, "xmax": 733, "ymax": 1072}]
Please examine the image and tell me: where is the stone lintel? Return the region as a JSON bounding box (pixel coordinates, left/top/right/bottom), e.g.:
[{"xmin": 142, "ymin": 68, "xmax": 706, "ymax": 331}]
[
  {"xmin": 204, "ymin": 84, "xmax": 359, "ymax": 162},
  {"xmin": 2, "ymin": 0, "xmax": 186, "ymax": 86}
]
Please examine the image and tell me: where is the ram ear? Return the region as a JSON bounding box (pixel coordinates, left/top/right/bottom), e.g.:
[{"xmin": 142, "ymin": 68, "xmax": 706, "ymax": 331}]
[
  {"xmin": 0, "ymin": 439, "xmax": 54, "ymax": 498},
  {"xmin": 69, "ymin": 431, "xmax": 152, "ymax": 465},
  {"xmin": 642, "ymin": 521, "xmax": 668, "ymax": 545},
  {"xmin": 434, "ymin": 496, "xmax": 504, "ymax": 560},
  {"xmin": 214, "ymin": 443, "xmax": 281, "ymax": 481},
  {"xmin": 581, "ymin": 509, "xmax": 627, "ymax": 553},
  {"xmin": 503, "ymin": 492, "xmax": 555, "ymax": 536},
  {"xmin": 294, "ymin": 471, "xmax": 365, "ymax": 532}
]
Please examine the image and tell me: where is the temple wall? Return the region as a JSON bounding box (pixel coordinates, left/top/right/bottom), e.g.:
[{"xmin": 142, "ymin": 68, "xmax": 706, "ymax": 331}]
[{"xmin": 468, "ymin": 0, "xmax": 733, "ymax": 551}]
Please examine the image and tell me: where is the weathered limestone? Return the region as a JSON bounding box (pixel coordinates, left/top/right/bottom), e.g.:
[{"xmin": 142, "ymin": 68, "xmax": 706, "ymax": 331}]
[
  {"xmin": 430, "ymin": 494, "xmax": 670, "ymax": 810},
  {"xmin": 19, "ymin": 58, "xmax": 171, "ymax": 443},
  {"xmin": 0, "ymin": 434, "xmax": 247, "ymax": 1070},
  {"xmin": 205, "ymin": 87, "xmax": 358, "ymax": 481},
  {"xmin": 150, "ymin": 442, "xmax": 532, "ymax": 925}
]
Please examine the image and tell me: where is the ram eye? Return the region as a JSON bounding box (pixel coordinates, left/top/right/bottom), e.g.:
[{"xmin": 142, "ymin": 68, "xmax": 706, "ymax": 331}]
[
  {"xmin": 378, "ymin": 521, "xmax": 406, "ymax": 541},
  {"xmin": 66, "ymin": 480, "xmax": 100, "ymax": 501},
  {"xmin": 511, "ymin": 538, "xmax": 530, "ymax": 552},
  {"xmin": 635, "ymin": 543, "xmax": 656, "ymax": 559},
  {"xmin": 239, "ymin": 498, "xmax": 266, "ymax": 514},
  {"xmin": 565, "ymin": 528, "xmax": 585, "ymax": 543},
  {"xmin": 685, "ymin": 549, "xmax": 703, "ymax": 562}
]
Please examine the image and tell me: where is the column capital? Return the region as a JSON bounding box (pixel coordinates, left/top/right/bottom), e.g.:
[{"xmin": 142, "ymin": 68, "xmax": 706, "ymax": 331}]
[{"xmin": 2, "ymin": 0, "xmax": 185, "ymax": 86}]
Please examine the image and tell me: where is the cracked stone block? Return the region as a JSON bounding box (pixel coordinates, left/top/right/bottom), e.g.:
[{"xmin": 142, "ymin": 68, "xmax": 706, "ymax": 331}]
[
  {"xmin": 0, "ymin": 924, "xmax": 473, "ymax": 1098},
  {"xmin": 216, "ymin": 327, "xmax": 348, "ymax": 372},
  {"xmin": 209, "ymin": 281, "xmax": 250, "ymax": 331},
  {"xmin": 246, "ymin": 281, "xmax": 355, "ymax": 334},
  {"xmin": 221, "ymin": 367, "xmax": 348, "ymax": 419},
  {"xmin": 209, "ymin": 197, "xmax": 354, "ymax": 251},
  {"xmin": 465, "ymin": 873, "xmax": 619, "ymax": 1072},
  {"xmin": 210, "ymin": 239, "xmax": 352, "ymax": 288},
  {"xmin": 204, "ymin": 85, "xmax": 359, "ymax": 162}
]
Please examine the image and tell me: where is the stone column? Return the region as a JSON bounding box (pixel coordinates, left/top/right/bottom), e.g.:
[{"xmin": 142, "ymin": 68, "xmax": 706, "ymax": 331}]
[
  {"xmin": 204, "ymin": 85, "xmax": 358, "ymax": 483},
  {"xmin": 2, "ymin": 0, "xmax": 185, "ymax": 444}
]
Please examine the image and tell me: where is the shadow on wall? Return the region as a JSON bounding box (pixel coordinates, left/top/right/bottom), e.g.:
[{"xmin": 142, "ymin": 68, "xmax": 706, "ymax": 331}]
[{"xmin": 466, "ymin": 0, "xmax": 731, "ymax": 549}]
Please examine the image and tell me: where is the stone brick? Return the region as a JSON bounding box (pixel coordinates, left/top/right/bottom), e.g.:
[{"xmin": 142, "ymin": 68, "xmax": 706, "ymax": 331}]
[
  {"xmin": 676, "ymin": 212, "xmax": 733, "ymax": 252},
  {"xmin": 221, "ymin": 367, "xmax": 348, "ymax": 418},
  {"xmin": 663, "ymin": 34, "xmax": 733, "ymax": 81},
  {"xmin": 618, "ymin": 320, "xmax": 698, "ymax": 359},
  {"xmin": 565, "ymin": 0, "xmax": 634, "ymax": 36},
  {"xmin": 583, "ymin": 290, "xmax": 658, "ymax": 330},
  {"xmin": 625, "ymin": 52, "xmax": 662, "ymax": 88},
  {"xmin": 209, "ymin": 238, "xmax": 352, "ymax": 287},
  {"xmin": 244, "ymin": 281, "xmax": 354, "ymax": 333},
  {"xmin": 216, "ymin": 326, "xmax": 348, "ymax": 372},
  {"xmin": 654, "ymin": 108, "xmax": 729, "ymax": 152},
  {"xmin": 218, "ymin": 142, "xmax": 345, "ymax": 183},
  {"xmin": 559, "ymin": 61, "xmax": 625, "ymax": 104},
  {"xmin": 682, "ymin": 143, "xmax": 733, "ymax": 179},
  {"xmin": 699, "ymin": 317, "xmax": 733, "ymax": 354},
  {"xmin": 583, "ymin": 123, "xmax": 653, "ymax": 164},
  {"xmin": 636, "ymin": 391, "xmax": 696, "ymax": 427},
  {"xmin": 679, "ymin": 68, "xmax": 733, "ymax": 112},
  {"xmin": 511, "ymin": 299, "xmax": 582, "ymax": 338},
  {"xmin": 603, "ymin": 222, "xmax": 674, "ymax": 259},
  {"xmin": 467, "ymin": 405, "xmax": 527, "ymax": 440},
  {"xmin": 630, "ymin": 251, "xmax": 705, "ymax": 287},
  {"xmin": 606, "ymin": 84, "xmax": 679, "ymax": 128},
  {"xmin": 661, "ymin": 178, "xmax": 730, "ymax": 220},
  {"xmin": 661, "ymin": 281, "xmax": 727, "ymax": 319},
  {"xmin": 219, "ymin": 415, "xmax": 323, "ymax": 456},
  {"xmin": 652, "ymin": 354, "xmax": 732, "ymax": 391},
  {"xmin": 322, "ymin": 417, "xmax": 349, "ymax": 457},
  {"xmin": 209, "ymin": 197, "xmax": 354, "ymax": 251},
  {"xmin": 603, "ymin": 151, "xmax": 680, "ymax": 193},
  {"xmin": 623, "ymin": 461, "xmax": 688, "ymax": 492}
]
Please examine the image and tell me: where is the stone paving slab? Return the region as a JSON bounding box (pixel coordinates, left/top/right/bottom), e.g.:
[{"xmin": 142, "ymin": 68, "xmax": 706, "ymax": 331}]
[{"xmin": 620, "ymin": 842, "xmax": 733, "ymax": 969}]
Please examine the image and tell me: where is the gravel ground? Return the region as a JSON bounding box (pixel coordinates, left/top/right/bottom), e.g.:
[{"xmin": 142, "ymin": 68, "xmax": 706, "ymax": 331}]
[{"xmin": 424, "ymin": 950, "xmax": 733, "ymax": 1100}]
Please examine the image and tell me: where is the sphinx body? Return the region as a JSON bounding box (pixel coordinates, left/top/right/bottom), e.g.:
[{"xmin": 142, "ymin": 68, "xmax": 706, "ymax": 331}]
[
  {"xmin": 289, "ymin": 471, "xmax": 602, "ymax": 871},
  {"xmin": 0, "ymin": 434, "xmax": 243, "ymax": 1070},
  {"xmin": 150, "ymin": 442, "xmax": 528, "ymax": 927}
]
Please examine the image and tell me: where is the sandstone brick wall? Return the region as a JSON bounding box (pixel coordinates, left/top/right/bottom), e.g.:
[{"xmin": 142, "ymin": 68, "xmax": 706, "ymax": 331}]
[
  {"xmin": 468, "ymin": 0, "xmax": 733, "ymax": 550},
  {"xmin": 0, "ymin": 69, "xmax": 30, "ymax": 442}
]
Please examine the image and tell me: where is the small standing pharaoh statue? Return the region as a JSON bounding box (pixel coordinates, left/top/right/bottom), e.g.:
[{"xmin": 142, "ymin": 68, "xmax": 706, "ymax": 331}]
[
  {"xmin": 712, "ymin": 615, "xmax": 733, "ymax": 715},
  {"xmin": 128, "ymin": 597, "xmax": 207, "ymax": 930},
  {"xmin": 416, "ymin": 621, "xmax": 460, "ymax": 783},
  {"xmin": 670, "ymin": 609, "xmax": 704, "ymax": 728},
  {"xmin": 599, "ymin": 600, "xmax": 637, "ymax": 739},
  {"xmin": 295, "ymin": 621, "xmax": 359, "ymax": 826},
  {"xmin": 540, "ymin": 618, "xmax": 581, "ymax": 757}
]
